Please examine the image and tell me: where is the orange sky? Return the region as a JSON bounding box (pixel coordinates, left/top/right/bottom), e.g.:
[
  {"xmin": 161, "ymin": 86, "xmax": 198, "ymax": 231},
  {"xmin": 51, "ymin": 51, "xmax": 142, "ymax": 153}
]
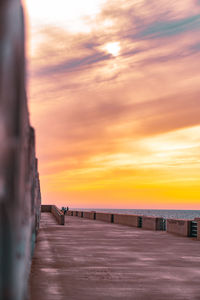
[{"xmin": 25, "ymin": 0, "xmax": 200, "ymax": 209}]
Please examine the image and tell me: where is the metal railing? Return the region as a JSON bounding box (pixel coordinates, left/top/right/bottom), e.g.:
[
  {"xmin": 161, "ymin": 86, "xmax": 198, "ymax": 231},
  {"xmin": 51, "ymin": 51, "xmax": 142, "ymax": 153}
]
[
  {"xmin": 138, "ymin": 217, "xmax": 142, "ymax": 228},
  {"xmin": 190, "ymin": 221, "xmax": 197, "ymax": 237},
  {"xmin": 161, "ymin": 219, "xmax": 166, "ymax": 231}
]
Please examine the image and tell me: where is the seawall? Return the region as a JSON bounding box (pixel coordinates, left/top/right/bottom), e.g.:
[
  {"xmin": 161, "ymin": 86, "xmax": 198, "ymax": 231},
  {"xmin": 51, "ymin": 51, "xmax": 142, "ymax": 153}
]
[
  {"xmin": 69, "ymin": 210, "xmax": 199, "ymax": 240},
  {"xmin": 0, "ymin": 2, "xmax": 41, "ymax": 300}
]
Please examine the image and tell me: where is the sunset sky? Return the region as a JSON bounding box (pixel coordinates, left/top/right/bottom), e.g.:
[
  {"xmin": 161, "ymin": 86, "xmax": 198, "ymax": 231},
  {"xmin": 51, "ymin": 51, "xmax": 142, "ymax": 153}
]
[{"xmin": 24, "ymin": 0, "xmax": 200, "ymax": 209}]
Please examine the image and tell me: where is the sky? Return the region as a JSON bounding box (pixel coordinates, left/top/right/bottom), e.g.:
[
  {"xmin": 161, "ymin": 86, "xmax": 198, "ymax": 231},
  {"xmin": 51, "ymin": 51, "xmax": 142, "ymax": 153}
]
[{"xmin": 24, "ymin": 0, "xmax": 200, "ymax": 209}]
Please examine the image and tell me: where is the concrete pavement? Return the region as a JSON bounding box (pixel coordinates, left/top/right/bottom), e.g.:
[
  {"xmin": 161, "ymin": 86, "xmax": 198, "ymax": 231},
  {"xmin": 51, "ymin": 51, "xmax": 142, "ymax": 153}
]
[{"xmin": 29, "ymin": 213, "xmax": 200, "ymax": 300}]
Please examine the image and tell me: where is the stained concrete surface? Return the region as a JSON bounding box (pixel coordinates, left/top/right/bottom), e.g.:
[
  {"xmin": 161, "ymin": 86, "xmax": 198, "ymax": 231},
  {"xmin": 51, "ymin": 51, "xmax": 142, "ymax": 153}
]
[{"xmin": 30, "ymin": 213, "xmax": 200, "ymax": 300}]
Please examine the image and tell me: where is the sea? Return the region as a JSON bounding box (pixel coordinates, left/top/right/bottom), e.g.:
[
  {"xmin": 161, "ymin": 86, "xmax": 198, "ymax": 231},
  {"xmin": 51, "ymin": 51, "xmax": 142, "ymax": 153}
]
[{"xmin": 72, "ymin": 209, "xmax": 200, "ymax": 220}]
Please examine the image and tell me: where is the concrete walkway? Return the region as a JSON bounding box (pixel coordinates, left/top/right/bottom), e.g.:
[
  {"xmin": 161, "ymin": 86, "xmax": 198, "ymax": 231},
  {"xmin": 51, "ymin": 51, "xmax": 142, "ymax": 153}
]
[{"xmin": 30, "ymin": 213, "xmax": 200, "ymax": 300}]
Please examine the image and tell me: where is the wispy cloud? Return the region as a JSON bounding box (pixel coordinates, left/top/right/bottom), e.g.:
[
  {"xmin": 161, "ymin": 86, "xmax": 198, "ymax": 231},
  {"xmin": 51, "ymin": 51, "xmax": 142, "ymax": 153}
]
[
  {"xmin": 36, "ymin": 51, "xmax": 112, "ymax": 76},
  {"xmin": 135, "ymin": 14, "xmax": 200, "ymax": 39},
  {"xmin": 28, "ymin": 0, "xmax": 200, "ymax": 208}
]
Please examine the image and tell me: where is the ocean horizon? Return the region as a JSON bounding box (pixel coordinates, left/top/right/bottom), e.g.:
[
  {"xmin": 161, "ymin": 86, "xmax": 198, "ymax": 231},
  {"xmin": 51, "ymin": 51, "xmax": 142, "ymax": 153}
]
[{"xmin": 69, "ymin": 208, "xmax": 200, "ymax": 220}]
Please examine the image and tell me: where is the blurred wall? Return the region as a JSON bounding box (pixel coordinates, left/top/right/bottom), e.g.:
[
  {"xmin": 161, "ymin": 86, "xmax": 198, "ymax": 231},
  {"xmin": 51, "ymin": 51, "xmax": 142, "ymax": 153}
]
[{"xmin": 0, "ymin": 1, "xmax": 41, "ymax": 299}]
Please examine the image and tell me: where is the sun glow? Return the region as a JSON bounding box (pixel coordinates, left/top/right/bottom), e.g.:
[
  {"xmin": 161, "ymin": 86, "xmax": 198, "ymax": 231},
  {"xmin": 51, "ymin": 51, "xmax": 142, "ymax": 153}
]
[{"xmin": 105, "ymin": 42, "xmax": 121, "ymax": 56}]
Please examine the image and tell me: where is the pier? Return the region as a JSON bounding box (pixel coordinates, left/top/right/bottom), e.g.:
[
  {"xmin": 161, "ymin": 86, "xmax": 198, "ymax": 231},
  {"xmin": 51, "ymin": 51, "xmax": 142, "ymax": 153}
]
[
  {"xmin": 1, "ymin": 2, "xmax": 200, "ymax": 300},
  {"xmin": 30, "ymin": 211, "xmax": 200, "ymax": 300}
]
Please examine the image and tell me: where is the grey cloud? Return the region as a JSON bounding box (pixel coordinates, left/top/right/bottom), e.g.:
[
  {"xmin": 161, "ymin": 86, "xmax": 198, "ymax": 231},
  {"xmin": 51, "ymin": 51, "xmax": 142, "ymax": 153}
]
[
  {"xmin": 135, "ymin": 14, "xmax": 200, "ymax": 39},
  {"xmin": 189, "ymin": 41, "xmax": 200, "ymax": 53},
  {"xmin": 100, "ymin": 1, "xmax": 200, "ymax": 40},
  {"xmin": 82, "ymin": 42, "xmax": 100, "ymax": 49},
  {"xmin": 36, "ymin": 51, "xmax": 112, "ymax": 76}
]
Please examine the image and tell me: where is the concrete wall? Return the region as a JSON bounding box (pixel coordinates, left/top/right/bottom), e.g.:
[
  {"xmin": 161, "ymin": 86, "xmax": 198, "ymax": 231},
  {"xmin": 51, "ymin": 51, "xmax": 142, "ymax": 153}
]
[
  {"xmin": 71, "ymin": 211, "xmax": 78, "ymax": 216},
  {"xmin": 41, "ymin": 205, "xmax": 65, "ymax": 225},
  {"xmin": 96, "ymin": 213, "xmax": 113, "ymax": 223},
  {"xmin": 41, "ymin": 205, "xmax": 52, "ymax": 212},
  {"xmin": 114, "ymin": 214, "xmax": 139, "ymax": 227},
  {"xmin": 51, "ymin": 206, "xmax": 65, "ymax": 225},
  {"xmin": 197, "ymin": 219, "xmax": 200, "ymax": 241},
  {"xmin": 90, "ymin": 212, "xmax": 96, "ymax": 220},
  {"xmin": 69, "ymin": 211, "xmax": 200, "ymax": 241},
  {"xmin": 72, "ymin": 211, "xmax": 96, "ymax": 219},
  {"xmin": 142, "ymin": 217, "xmax": 163, "ymax": 231},
  {"xmin": 83, "ymin": 211, "xmax": 92, "ymax": 219},
  {"xmin": 167, "ymin": 219, "xmax": 190, "ymax": 237},
  {"xmin": 67, "ymin": 211, "xmax": 73, "ymax": 216},
  {"xmin": 0, "ymin": 1, "xmax": 41, "ymax": 299}
]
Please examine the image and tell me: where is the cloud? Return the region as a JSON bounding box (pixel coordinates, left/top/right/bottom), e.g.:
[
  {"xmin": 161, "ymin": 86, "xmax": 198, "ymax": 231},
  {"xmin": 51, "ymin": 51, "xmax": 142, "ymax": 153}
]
[
  {"xmin": 35, "ymin": 50, "xmax": 112, "ymax": 76},
  {"xmin": 189, "ymin": 41, "xmax": 200, "ymax": 53},
  {"xmin": 28, "ymin": 0, "xmax": 200, "ymax": 207},
  {"xmin": 33, "ymin": 89, "xmax": 200, "ymax": 149},
  {"xmin": 30, "ymin": 0, "xmax": 200, "ymax": 81},
  {"xmin": 135, "ymin": 14, "xmax": 200, "ymax": 39}
]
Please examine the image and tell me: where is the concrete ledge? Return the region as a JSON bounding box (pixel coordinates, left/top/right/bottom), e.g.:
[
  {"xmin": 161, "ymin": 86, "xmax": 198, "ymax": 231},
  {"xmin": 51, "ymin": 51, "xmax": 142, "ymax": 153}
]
[
  {"xmin": 83, "ymin": 211, "xmax": 92, "ymax": 219},
  {"xmin": 91, "ymin": 211, "xmax": 96, "ymax": 220},
  {"xmin": 41, "ymin": 205, "xmax": 65, "ymax": 225},
  {"xmin": 167, "ymin": 219, "xmax": 190, "ymax": 237},
  {"xmin": 41, "ymin": 205, "xmax": 52, "ymax": 212},
  {"xmin": 55, "ymin": 209, "xmax": 199, "ymax": 239},
  {"xmin": 96, "ymin": 213, "xmax": 113, "ymax": 223},
  {"xmin": 114, "ymin": 214, "xmax": 140, "ymax": 227},
  {"xmin": 78, "ymin": 211, "xmax": 84, "ymax": 218},
  {"xmin": 142, "ymin": 216, "xmax": 164, "ymax": 231},
  {"xmin": 66, "ymin": 211, "xmax": 73, "ymax": 216},
  {"xmin": 51, "ymin": 205, "xmax": 65, "ymax": 225}
]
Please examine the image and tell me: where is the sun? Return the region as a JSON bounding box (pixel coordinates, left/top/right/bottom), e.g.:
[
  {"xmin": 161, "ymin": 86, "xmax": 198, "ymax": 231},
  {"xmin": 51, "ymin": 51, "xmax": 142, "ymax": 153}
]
[{"xmin": 105, "ymin": 42, "xmax": 121, "ymax": 57}]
